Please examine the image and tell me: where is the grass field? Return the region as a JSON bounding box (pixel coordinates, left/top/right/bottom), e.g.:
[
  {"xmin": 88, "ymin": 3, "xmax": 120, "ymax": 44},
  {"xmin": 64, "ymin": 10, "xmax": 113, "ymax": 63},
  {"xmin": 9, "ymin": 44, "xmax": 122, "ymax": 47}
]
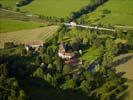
[
  {"xmin": 0, "ymin": 0, "xmax": 19, "ymax": 9},
  {"xmin": 0, "ymin": 18, "xmax": 46, "ymax": 33},
  {"xmin": 81, "ymin": 48, "xmax": 100, "ymax": 62},
  {"xmin": 0, "ymin": 26, "xmax": 59, "ymax": 48},
  {"xmin": 114, "ymin": 53, "xmax": 133, "ymax": 100},
  {"xmin": 80, "ymin": 0, "xmax": 133, "ymax": 26},
  {"xmin": 0, "ymin": 0, "xmax": 91, "ymax": 18}
]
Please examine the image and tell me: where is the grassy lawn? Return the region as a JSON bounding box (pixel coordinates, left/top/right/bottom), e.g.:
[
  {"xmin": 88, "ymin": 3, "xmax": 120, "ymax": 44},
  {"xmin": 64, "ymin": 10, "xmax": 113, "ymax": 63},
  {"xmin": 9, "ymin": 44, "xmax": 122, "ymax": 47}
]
[
  {"xmin": 0, "ymin": 18, "xmax": 46, "ymax": 33},
  {"xmin": 81, "ymin": 47, "xmax": 100, "ymax": 62},
  {"xmin": 0, "ymin": 25, "xmax": 59, "ymax": 48},
  {"xmin": 0, "ymin": 0, "xmax": 91, "ymax": 18},
  {"xmin": 80, "ymin": 0, "xmax": 133, "ymax": 26}
]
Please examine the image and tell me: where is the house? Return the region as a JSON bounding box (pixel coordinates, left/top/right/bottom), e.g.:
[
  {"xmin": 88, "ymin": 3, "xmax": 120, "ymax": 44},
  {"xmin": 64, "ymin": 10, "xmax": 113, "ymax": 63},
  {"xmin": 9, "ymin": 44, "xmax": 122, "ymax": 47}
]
[
  {"xmin": 58, "ymin": 43, "xmax": 75, "ymax": 59},
  {"xmin": 25, "ymin": 41, "xmax": 43, "ymax": 51},
  {"xmin": 70, "ymin": 21, "xmax": 77, "ymax": 27}
]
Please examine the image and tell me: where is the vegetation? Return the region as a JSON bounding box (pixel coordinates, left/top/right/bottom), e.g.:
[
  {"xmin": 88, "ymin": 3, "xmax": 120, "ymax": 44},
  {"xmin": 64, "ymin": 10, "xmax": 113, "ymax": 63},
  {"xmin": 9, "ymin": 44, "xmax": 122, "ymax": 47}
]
[
  {"xmin": 0, "ymin": 25, "xmax": 59, "ymax": 48},
  {"xmin": 0, "ymin": 18, "xmax": 45, "ymax": 33},
  {"xmin": 0, "ymin": 0, "xmax": 91, "ymax": 18},
  {"xmin": 0, "ymin": 0, "xmax": 133, "ymax": 100},
  {"xmin": 78, "ymin": 0, "xmax": 133, "ymax": 26}
]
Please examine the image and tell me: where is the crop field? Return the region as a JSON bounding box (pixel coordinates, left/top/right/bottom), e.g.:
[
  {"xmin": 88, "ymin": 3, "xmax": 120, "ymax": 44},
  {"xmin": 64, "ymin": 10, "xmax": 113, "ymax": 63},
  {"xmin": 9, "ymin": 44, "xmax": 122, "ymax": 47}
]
[
  {"xmin": 0, "ymin": 0, "xmax": 91, "ymax": 18},
  {"xmin": 0, "ymin": 26, "xmax": 59, "ymax": 48},
  {"xmin": 0, "ymin": 18, "xmax": 46, "ymax": 33},
  {"xmin": 114, "ymin": 53, "xmax": 133, "ymax": 100},
  {"xmin": 80, "ymin": 0, "xmax": 133, "ymax": 26}
]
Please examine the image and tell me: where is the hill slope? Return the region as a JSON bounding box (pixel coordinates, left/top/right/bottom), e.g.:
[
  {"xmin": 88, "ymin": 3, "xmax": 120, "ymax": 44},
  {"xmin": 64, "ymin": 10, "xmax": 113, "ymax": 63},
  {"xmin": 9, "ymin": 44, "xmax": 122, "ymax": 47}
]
[{"xmin": 79, "ymin": 0, "xmax": 133, "ymax": 26}]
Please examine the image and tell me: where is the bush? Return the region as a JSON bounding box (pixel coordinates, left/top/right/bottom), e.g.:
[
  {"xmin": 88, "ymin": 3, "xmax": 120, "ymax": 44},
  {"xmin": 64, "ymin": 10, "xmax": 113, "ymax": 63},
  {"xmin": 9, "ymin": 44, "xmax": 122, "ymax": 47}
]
[{"xmin": 4, "ymin": 42, "xmax": 15, "ymax": 49}]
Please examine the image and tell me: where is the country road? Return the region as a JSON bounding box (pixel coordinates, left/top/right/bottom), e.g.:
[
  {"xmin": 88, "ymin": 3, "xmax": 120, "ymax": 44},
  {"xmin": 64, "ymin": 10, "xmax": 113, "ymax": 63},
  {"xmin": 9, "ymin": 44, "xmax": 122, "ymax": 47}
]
[
  {"xmin": 63, "ymin": 23, "xmax": 116, "ymax": 32},
  {"xmin": 1, "ymin": 8, "xmax": 133, "ymax": 32}
]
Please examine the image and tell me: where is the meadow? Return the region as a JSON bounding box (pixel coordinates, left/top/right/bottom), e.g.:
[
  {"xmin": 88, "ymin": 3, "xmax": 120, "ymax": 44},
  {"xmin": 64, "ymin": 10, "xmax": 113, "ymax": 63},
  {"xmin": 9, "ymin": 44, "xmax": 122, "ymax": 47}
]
[
  {"xmin": 0, "ymin": 0, "xmax": 91, "ymax": 18},
  {"xmin": 0, "ymin": 26, "xmax": 59, "ymax": 48},
  {"xmin": 0, "ymin": 0, "xmax": 19, "ymax": 9},
  {"xmin": 80, "ymin": 0, "xmax": 133, "ymax": 26},
  {"xmin": 0, "ymin": 18, "xmax": 46, "ymax": 33}
]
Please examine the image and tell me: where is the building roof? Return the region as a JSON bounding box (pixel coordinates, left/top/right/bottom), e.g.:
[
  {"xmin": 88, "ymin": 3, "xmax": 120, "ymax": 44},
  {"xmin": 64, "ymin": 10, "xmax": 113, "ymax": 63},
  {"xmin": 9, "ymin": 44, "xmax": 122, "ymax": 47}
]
[{"xmin": 25, "ymin": 40, "xmax": 43, "ymax": 46}]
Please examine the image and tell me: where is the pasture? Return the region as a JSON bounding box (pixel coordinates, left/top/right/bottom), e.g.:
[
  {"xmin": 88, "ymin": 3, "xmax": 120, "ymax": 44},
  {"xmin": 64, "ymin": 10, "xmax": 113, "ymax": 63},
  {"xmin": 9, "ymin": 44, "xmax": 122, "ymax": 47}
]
[
  {"xmin": 0, "ymin": 0, "xmax": 19, "ymax": 9},
  {"xmin": 0, "ymin": 26, "xmax": 59, "ymax": 48},
  {"xmin": 80, "ymin": 0, "xmax": 133, "ymax": 26},
  {"xmin": 0, "ymin": 18, "xmax": 45, "ymax": 33},
  {"xmin": 0, "ymin": 0, "xmax": 91, "ymax": 18}
]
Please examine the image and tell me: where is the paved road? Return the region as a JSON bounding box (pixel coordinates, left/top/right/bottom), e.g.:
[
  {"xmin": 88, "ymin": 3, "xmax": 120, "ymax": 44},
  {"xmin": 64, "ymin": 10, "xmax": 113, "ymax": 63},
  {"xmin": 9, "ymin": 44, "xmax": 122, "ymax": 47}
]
[{"xmin": 63, "ymin": 23, "xmax": 116, "ymax": 32}]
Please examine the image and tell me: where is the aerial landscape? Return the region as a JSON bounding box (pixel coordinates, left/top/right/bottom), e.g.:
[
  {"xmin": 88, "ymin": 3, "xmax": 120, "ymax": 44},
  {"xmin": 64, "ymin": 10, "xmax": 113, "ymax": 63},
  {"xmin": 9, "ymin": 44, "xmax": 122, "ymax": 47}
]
[{"xmin": 0, "ymin": 0, "xmax": 133, "ymax": 100}]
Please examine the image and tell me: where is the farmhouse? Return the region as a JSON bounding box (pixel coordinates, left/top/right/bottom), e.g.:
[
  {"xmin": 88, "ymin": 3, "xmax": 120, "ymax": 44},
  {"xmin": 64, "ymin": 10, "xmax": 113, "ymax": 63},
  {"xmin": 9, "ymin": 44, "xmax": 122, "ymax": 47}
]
[
  {"xmin": 58, "ymin": 43, "xmax": 75, "ymax": 59},
  {"xmin": 25, "ymin": 41, "xmax": 43, "ymax": 51},
  {"xmin": 70, "ymin": 21, "xmax": 77, "ymax": 27}
]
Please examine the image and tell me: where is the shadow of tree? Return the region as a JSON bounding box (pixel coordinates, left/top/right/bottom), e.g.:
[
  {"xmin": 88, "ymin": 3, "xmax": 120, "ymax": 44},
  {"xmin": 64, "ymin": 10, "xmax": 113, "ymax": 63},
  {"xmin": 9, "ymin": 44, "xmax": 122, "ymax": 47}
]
[{"xmin": 20, "ymin": 78, "xmax": 92, "ymax": 100}]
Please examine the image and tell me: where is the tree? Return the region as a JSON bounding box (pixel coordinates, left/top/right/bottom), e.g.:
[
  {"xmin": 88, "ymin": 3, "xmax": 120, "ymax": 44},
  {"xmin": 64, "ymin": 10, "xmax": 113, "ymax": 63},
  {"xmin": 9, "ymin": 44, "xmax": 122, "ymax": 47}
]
[
  {"xmin": 80, "ymin": 80, "xmax": 91, "ymax": 93},
  {"xmin": 33, "ymin": 67, "xmax": 44, "ymax": 78},
  {"xmin": 61, "ymin": 79, "xmax": 76, "ymax": 90},
  {"xmin": 35, "ymin": 56, "xmax": 42, "ymax": 66},
  {"xmin": 105, "ymin": 38, "xmax": 118, "ymax": 55},
  {"xmin": 4, "ymin": 42, "xmax": 15, "ymax": 49},
  {"xmin": 0, "ymin": 64, "xmax": 7, "ymax": 76},
  {"xmin": 102, "ymin": 52, "xmax": 113, "ymax": 67},
  {"xmin": 54, "ymin": 58, "xmax": 63, "ymax": 72},
  {"xmin": 18, "ymin": 90, "xmax": 26, "ymax": 100},
  {"xmin": 63, "ymin": 65, "xmax": 72, "ymax": 74}
]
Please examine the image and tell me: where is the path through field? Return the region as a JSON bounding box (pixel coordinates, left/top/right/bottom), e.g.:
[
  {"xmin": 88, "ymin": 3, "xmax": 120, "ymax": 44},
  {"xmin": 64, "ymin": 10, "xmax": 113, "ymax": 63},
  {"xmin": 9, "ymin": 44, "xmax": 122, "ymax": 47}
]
[{"xmin": 0, "ymin": 26, "xmax": 59, "ymax": 48}]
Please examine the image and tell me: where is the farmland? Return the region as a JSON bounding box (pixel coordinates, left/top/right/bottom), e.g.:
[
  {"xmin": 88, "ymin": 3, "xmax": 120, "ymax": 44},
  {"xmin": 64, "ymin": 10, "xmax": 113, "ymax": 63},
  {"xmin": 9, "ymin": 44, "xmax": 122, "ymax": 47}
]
[
  {"xmin": 0, "ymin": 26, "xmax": 59, "ymax": 48},
  {"xmin": 0, "ymin": 0, "xmax": 91, "ymax": 18},
  {"xmin": 0, "ymin": 0, "xmax": 133, "ymax": 100},
  {"xmin": 114, "ymin": 53, "xmax": 133, "ymax": 100},
  {"xmin": 0, "ymin": 18, "xmax": 45, "ymax": 33},
  {"xmin": 79, "ymin": 0, "xmax": 133, "ymax": 26}
]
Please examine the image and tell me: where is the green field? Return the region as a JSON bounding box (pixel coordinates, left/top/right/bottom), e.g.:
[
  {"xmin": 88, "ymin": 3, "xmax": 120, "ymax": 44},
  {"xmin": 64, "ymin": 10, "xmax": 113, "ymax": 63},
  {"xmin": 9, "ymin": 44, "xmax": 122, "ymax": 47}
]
[
  {"xmin": 81, "ymin": 48, "xmax": 100, "ymax": 62},
  {"xmin": 0, "ymin": 0, "xmax": 91, "ymax": 18},
  {"xmin": 0, "ymin": 18, "xmax": 46, "ymax": 33},
  {"xmin": 0, "ymin": 0, "xmax": 19, "ymax": 9},
  {"xmin": 80, "ymin": 0, "xmax": 133, "ymax": 26},
  {"xmin": 0, "ymin": 25, "xmax": 59, "ymax": 48}
]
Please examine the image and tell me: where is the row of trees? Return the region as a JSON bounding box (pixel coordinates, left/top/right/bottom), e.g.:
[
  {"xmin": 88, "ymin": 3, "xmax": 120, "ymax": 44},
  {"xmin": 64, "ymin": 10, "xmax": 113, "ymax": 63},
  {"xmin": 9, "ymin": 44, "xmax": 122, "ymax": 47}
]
[{"xmin": 70, "ymin": 0, "xmax": 108, "ymax": 20}]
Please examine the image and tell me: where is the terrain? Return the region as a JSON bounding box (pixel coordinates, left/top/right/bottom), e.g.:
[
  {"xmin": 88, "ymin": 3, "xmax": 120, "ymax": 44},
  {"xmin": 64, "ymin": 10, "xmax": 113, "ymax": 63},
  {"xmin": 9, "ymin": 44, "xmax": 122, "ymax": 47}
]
[
  {"xmin": 0, "ymin": 0, "xmax": 91, "ymax": 18},
  {"xmin": 0, "ymin": 25, "xmax": 59, "ymax": 48},
  {"xmin": 0, "ymin": 0, "xmax": 133, "ymax": 100},
  {"xmin": 78, "ymin": 0, "xmax": 133, "ymax": 26}
]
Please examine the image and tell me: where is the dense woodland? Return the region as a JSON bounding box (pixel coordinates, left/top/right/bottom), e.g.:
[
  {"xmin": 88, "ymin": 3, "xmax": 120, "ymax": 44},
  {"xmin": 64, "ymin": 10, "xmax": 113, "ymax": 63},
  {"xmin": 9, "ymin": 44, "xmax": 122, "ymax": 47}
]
[{"xmin": 0, "ymin": 25, "xmax": 133, "ymax": 100}]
